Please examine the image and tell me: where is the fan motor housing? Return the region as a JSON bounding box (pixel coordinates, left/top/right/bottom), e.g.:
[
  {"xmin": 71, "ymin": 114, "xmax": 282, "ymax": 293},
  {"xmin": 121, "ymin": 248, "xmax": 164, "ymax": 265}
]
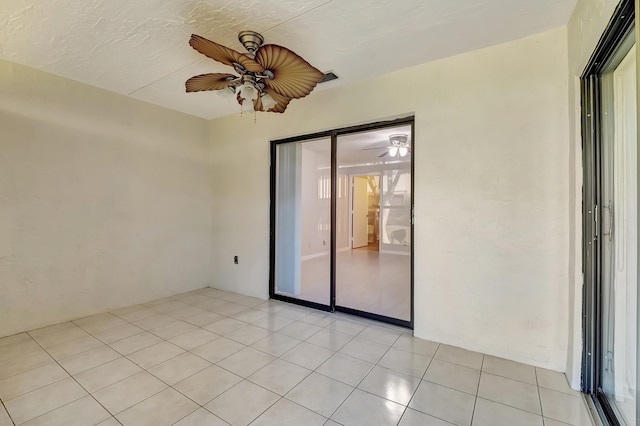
[
  {"xmin": 238, "ymin": 31, "xmax": 264, "ymax": 54},
  {"xmin": 389, "ymin": 134, "xmax": 409, "ymax": 146}
]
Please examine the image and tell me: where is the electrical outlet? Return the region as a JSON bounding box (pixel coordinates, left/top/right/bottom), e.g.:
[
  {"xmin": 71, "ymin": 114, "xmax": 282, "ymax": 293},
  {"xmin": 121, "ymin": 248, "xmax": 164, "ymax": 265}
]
[{"xmin": 233, "ymin": 255, "xmax": 238, "ymax": 264}]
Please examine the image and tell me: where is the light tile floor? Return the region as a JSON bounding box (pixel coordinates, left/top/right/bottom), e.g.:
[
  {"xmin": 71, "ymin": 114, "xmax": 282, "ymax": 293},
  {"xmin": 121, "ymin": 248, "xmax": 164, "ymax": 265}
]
[{"xmin": 0, "ymin": 287, "xmax": 594, "ymax": 426}]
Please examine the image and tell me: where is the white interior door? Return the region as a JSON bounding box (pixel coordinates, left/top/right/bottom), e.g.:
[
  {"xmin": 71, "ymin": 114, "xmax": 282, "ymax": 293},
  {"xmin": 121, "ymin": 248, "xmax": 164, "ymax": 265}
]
[{"xmin": 352, "ymin": 176, "xmax": 368, "ymax": 248}]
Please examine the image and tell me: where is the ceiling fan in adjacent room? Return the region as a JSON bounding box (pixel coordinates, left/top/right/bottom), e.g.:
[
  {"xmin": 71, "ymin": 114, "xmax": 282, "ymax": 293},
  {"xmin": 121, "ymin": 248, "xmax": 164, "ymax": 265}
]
[
  {"xmin": 185, "ymin": 31, "xmax": 325, "ymax": 113},
  {"xmin": 363, "ymin": 134, "xmax": 412, "ymax": 158}
]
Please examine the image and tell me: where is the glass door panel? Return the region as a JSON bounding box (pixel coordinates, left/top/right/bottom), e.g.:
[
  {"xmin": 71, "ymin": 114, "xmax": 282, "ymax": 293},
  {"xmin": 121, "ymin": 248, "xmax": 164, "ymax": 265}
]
[
  {"xmin": 581, "ymin": 9, "xmax": 637, "ymax": 423},
  {"xmin": 600, "ymin": 44, "xmax": 637, "ymax": 425},
  {"xmin": 335, "ymin": 125, "xmax": 412, "ymax": 322},
  {"xmin": 274, "ymin": 137, "xmax": 331, "ymax": 306}
]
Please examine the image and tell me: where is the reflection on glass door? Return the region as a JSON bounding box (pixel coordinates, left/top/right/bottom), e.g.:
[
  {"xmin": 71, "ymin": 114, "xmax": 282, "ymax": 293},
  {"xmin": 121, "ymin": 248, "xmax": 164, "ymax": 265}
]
[
  {"xmin": 335, "ymin": 126, "xmax": 412, "ymax": 322},
  {"xmin": 380, "ymin": 170, "xmax": 411, "ymax": 254},
  {"xmin": 273, "ymin": 137, "xmax": 331, "ymax": 306},
  {"xmin": 600, "ymin": 44, "xmax": 637, "ymax": 425}
]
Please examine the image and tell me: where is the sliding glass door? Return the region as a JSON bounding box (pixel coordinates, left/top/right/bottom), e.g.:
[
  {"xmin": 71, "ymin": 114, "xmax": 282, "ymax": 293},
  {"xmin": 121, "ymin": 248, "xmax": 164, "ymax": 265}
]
[
  {"xmin": 599, "ymin": 40, "xmax": 637, "ymax": 426},
  {"xmin": 273, "ymin": 137, "xmax": 331, "ymax": 307},
  {"xmin": 335, "ymin": 126, "xmax": 412, "ymax": 322},
  {"xmin": 270, "ymin": 118, "xmax": 414, "ymax": 327},
  {"xmin": 581, "ymin": 2, "xmax": 637, "ymax": 423}
]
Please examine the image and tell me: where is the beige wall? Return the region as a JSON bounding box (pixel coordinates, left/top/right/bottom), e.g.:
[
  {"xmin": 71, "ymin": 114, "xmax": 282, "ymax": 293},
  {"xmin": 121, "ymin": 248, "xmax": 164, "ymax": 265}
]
[
  {"xmin": 209, "ymin": 28, "xmax": 571, "ymax": 370},
  {"xmin": 565, "ymin": 0, "xmax": 628, "ymax": 389},
  {"xmin": 0, "ymin": 60, "xmax": 213, "ymax": 337}
]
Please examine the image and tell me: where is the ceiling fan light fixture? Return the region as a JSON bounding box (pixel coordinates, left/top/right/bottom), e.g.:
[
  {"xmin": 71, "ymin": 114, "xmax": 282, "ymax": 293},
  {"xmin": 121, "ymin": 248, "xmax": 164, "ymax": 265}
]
[
  {"xmin": 389, "ymin": 146, "xmax": 399, "ymax": 157},
  {"xmin": 260, "ymin": 92, "xmax": 277, "ymax": 111},
  {"xmin": 399, "ymin": 147, "xmax": 408, "ymax": 157},
  {"xmin": 217, "ymin": 87, "xmax": 236, "ymax": 100},
  {"xmin": 237, "ymin": 81, "xmax": 258, "ymax": 102},
  {"xmin": 389, "ymin": 134, "xmax": 409, "ymax": 146},
  {"xmin": 186, "ymin": 31, "xmax": 324, "ymax": 115}
]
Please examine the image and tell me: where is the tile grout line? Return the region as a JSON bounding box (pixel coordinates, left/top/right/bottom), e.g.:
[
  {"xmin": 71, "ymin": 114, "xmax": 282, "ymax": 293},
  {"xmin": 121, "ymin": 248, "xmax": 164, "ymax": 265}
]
[
  {"xmin": 3, "ymin": 290, "xmax": 566, "ymax": 426},
  {"xmin": 81, "ymin": 299, "xmax": 236, "ymax": 370},
  {"xmin": 0, "ymin": 397, "xmax": 16, "ymax": 426},
  {"xmin": 72, "ymin": 300, "xmax": 239, "ymax": 424},
  {"xmin": 400, "ymin": 342, "xmax": 449, "ymax": 425},
  {"xmin": 469, "ymin": 354, "xmax": 486, "ymax": 425},
  {"xmin": 4, "ymin": 294, "xmax": 201, "ymax": 370},
  {"xmin": 168, "ymin": 406, "xmax": 223, "ymax": 426},
  {"xmin": 536, "ymin": 367, "xmax": 549, "ymax": 426},
  {"xmin": 184, "ymin": 359, "xmax": 288, "ymax": 421},
  {"xmin": 21, "ymin": 333, "xmax": 120, "ymax": 425},
  {"xmin": 473, "ymin": 371, "xmax": 552, "ymax": 418},
  {"xmin": 398, "ymin": 333, "xmax": 444, "ymax": 423},
  {"xmin": 177, "ymin": 311, "xmax": 347, "ymax": 423},
  {"xmin": 27, "ymin": 301, "xmax": 227, "ymax": 422},
  {"xmin": 188, "ymin": 293, "xmax": 561, "ymax": 423},
  {"xmin": 240, "ymin": 322, "xmax": 364, "ymax": 423},
  {"xmin": 112, "ymin": 297, "xmax": 312, "ymax": 424},
  {"xmin": 337, "ymin": 335, "xmax": 459, "ymax": 424},
  {"xmin": 82, "ymin": 305, "xmax": 244, "ymax": 420},
  {"xmin": 237, "ymin": 381, "xmax": 285, "ymax": 426},
  {"xmin": 15, "ymin": 298, "xmax": 369, "ymax": 422},
  {"xmin": 294, "ymin": 329, "xmax": 431, "ymax": 423},
  {"xmin": 0, "ymin": 374, "xmax": 70, "ymax": 412},
  {"xmin": 0, "ymin": 347, "xmax": 64, "ymax": 387},
  {"xmin": 319, "ymin": 331, "xmax": 405, "ymax": 424}
]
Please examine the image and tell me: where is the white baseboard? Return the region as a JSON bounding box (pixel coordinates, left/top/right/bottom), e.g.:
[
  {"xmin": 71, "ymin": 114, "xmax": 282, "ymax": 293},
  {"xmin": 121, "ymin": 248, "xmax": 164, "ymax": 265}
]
[{"xmin": 301, "ymin": 252, "xmax": 330, "ymax": 261}]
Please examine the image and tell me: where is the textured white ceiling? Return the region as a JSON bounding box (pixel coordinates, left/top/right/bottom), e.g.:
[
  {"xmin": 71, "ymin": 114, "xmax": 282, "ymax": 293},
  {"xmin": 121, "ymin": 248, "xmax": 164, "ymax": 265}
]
[{"xmin": 0, "ymin": 0, "xmax": 576, "ymax": 119}]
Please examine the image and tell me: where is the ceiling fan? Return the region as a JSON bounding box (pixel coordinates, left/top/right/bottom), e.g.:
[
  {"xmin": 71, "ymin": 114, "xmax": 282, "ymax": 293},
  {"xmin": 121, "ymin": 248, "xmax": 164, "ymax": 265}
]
[
  {"xmin": 185, "ymin": 31, "xmax": 324, "ymax": 113},
  {"xmin": 363, "ymin": 134, "xmax": 412, "ymax": 158}
]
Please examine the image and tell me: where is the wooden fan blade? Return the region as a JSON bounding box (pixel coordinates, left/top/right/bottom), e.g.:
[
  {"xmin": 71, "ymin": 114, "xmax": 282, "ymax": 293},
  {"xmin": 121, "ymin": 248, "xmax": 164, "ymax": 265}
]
[
  {"xmin": 185, "ymin": 73, "xmax": 237, "ymax": 92},
  {"xmin": 255, "ymin": 44, "xmax": 324, "ymax": 99},
  {"xmin": 378, "ymin": 151, "xmax": 389, "ymax": 158},
  {"xmin": 254, "ymin": 88, "xmax": 291, "ymax": 113},
  {"xmin": 189, "ymin": 34, "xmax": 264, "ymax": 73}
]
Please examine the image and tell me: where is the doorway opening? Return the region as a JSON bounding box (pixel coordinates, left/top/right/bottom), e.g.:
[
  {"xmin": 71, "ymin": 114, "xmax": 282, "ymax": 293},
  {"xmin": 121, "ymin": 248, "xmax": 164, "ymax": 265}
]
[
  {"xmin": 269, "ymin": 117, "xmax": 414, "ymax": 328},
  {"xmin": 351, "ymin": 175, "xmax": 379, "ymax": 252}
]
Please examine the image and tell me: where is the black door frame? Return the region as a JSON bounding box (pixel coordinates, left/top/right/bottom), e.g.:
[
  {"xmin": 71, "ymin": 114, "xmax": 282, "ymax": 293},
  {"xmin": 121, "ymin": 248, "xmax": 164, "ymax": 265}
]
[
  {"xmin": 269, "ymin": 116, "xmax": 415, "ymax": 329},
  {"xmin": 580, "ymin": 1, "xmax": 635, "ymax": 424}
]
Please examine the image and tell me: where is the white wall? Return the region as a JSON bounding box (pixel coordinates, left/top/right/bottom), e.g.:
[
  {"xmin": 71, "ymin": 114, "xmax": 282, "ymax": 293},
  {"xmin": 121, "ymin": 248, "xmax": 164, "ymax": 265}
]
[
  {"xmin": 0, "ymin": 60, "xmax": 212, "ymax": 337},
  {"xmin": 565, "ymin": 0, "xmax": 627, "ymax": 389},
  {"xmin": 209, "ymin": 28, "xmax": 571, "ymax": 370}
]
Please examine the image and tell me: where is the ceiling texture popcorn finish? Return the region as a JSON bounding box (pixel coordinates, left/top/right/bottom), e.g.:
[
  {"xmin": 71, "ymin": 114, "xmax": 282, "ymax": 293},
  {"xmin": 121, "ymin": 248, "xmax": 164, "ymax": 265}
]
[{"xmin": 0, "ymin": 0, "xmax": 577, "ymax": 119}]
